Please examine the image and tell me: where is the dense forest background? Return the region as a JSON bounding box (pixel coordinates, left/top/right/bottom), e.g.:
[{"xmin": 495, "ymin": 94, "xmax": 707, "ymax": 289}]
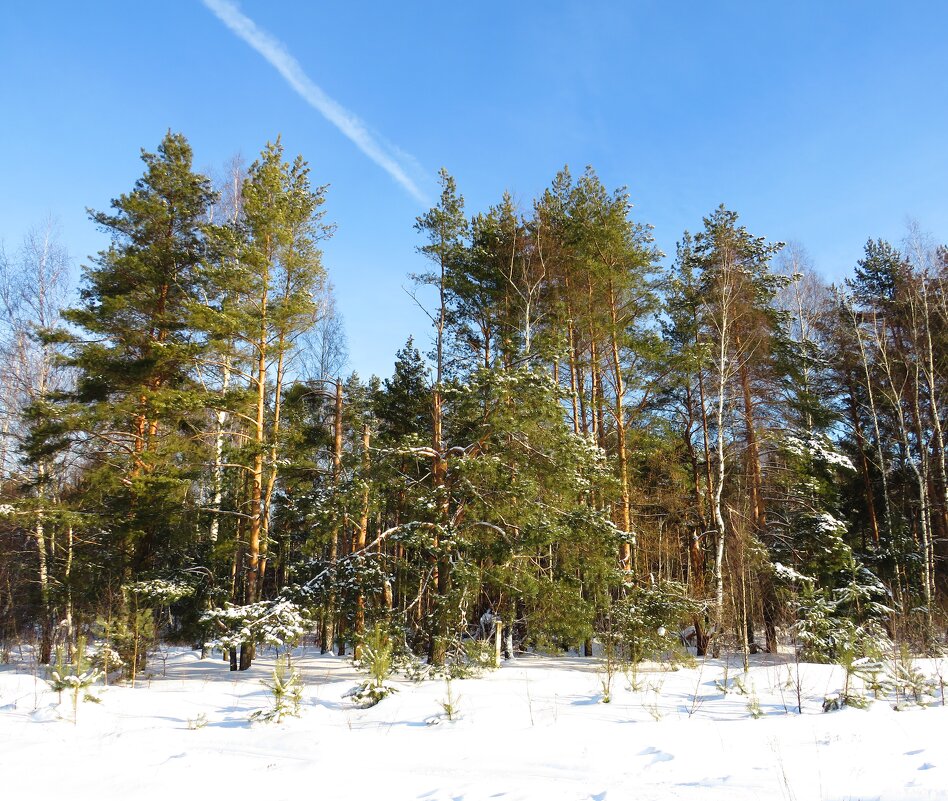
[{"xmin": 1, "ymin": 132, "xmax": 946, "ymax": 673}]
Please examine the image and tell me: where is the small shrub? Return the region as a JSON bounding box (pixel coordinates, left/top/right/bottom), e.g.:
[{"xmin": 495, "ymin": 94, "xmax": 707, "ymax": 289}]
[
  {"xmin": 438, "ymin": 676, "xmax": 460, "ymax": 721},
  {"xmin": 90, "ymin": 643, "xmax": 125, "ymax": 682},
  {"xmin": 599, "ymin": 628, "xmax": 620, "ymax": 701},
  {"xmin": 48, "ymin": 636, "xmax": 101, "ymax": 723},
  {"xmin": 462, "ymin": 639, "xmax": 495, "ymax": 673},
  {"xmin": 360, "ymin": 624, "xmax": 394, "ymax": 686},
  {"xmin": 821, "ymin": 691, "xmax": 869, "ymax": 712},
  {"xmin": 851, "ymin": 657, "xmax": 889, "ymax": 699},
  {"xmin": 746, "ymin": 681, "xmax": 763, "ymax": 718},
  {"xmin": 889, "ymin": 646, "xmax": 936, "ymax": 708},
  {"xmin": 350, "ymin": 623, "xmax": 398, "ymax": 708},
  {"xmin": 251, "ymin": 657, "xmax": 303, "ymax": 723},
  {"xmin": 94, "ymin": 611, "xmax": 155, "ymax": 682},
  {"xmin": 643, "ymin": 680, "xmax": 665, "ymax": 721},
  {"xmin": 609, "ymin": 582, "xmax": 698, "ymax": 675},
  {"xmin": 187, "ymin": 713, "xmax": 208, "ymax": 730}
]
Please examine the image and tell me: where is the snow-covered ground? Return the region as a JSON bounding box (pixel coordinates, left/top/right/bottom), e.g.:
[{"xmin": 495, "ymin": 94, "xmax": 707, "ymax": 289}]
[{"xmin": 1, "ymin": 646, "xmax": 946, "ymax": 800}]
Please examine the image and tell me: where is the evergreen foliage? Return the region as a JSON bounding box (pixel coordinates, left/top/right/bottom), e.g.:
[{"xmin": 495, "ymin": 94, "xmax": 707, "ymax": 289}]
[
  {"xmin": 2, "ymin": 131, "xmax": 946, "ymax": 680},
  {"xmin": 251, "ymin": 656, "xmax": 303, "ymax": 723}
]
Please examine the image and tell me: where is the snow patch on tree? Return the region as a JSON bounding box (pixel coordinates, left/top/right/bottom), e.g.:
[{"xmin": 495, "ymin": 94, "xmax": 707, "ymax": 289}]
[{"xmin": 201, "ymin": 600, "xmax": 309, "ymax": 651}]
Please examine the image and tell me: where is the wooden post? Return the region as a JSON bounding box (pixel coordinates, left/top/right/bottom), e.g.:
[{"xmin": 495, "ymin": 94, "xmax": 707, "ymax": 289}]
[{"xmin": 494, "ymin": 619, "xmax": 503, "ymax": 667}]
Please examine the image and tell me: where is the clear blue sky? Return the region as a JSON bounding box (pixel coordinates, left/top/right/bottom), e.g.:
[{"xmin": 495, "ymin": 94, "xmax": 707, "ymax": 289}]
[{"xmin": 2, "ymin": 1, "xmax": 947, "ymax": 378}]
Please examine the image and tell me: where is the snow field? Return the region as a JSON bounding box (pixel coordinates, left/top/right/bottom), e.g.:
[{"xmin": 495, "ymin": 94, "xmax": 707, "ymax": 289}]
[{"xmin": 1, "ymin": 647, "xmax": 946, "ymax": 800}]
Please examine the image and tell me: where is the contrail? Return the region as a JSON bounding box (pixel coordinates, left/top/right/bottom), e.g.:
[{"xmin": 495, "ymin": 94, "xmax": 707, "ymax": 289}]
[{"xmin": 202, "ymin": 0, "xmax": 429, "ymax": 205}]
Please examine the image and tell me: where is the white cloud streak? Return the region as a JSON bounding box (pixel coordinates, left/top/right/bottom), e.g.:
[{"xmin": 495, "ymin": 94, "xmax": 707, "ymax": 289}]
[{"xmin": 202, "ymin": 0, "xmax": 429, "ymax": 205}]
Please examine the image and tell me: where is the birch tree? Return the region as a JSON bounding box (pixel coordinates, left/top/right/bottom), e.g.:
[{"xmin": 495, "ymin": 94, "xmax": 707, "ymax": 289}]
[{"xmin": 0, "ymin": 221, "xmax": 71, "ymax": 661}]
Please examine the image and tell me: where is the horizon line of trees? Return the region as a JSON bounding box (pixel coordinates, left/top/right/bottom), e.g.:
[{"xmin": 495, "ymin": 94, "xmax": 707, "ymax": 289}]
[{"xmin": 0, "ymin": 131, "xmax": 945, "ymax": 675}]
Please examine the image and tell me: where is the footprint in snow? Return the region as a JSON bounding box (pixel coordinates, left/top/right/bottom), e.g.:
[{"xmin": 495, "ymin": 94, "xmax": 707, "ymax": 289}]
[
  {"xmin": 638, "ymin": 746, "xmax": 673, "ymax": 764},
  {"xmin": 919, "ymin": 763, "xmax": 936, "ymax": 771}
]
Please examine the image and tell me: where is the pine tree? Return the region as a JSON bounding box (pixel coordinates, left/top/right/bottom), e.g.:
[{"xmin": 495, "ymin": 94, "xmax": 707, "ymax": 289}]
[
  {"xmin": 202, "ymin": 139, "xmax": 331, "ymax": 668},
  {"xmin": 567, "ymin": 168, "xmax": 660, "ymax": 573},
  {"xmin": 680, "ymin": 206, "xmax": 786, "ymax": 652},
  {"xmin": 374, "ymin": 338, "xmax": 431, "ymax": 444},
  {"xmin": 38, "ymin": 132, "xmax": 215, "ymax": 582},
  {"xmin": 413, "ymin": 169, "xmax": 468, "ymax": 666}
]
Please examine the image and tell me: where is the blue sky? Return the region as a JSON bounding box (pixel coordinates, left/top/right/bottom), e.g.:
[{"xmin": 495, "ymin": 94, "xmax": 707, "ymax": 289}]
[{"xmin": 2, "ymin": 1, "xmax": 947, "ymax": 379}]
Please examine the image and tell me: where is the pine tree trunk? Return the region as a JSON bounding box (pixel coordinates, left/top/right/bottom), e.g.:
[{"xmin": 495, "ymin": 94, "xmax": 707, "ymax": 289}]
[
  {"xmin": 846, "ymin": 377, "xmax": 881, "ymax": 548},
  {"xmin": 737, "ymin": 354, "xmax": 777, "ymax": 653},
  {"xmin": 246, "ymin": 244, "xmax": 271, "ymax": 620},
  {"xmin": 429, "ymin": 388, "xmax": 449, "ymax": 666},
  {"xmin": 238, "ymin": 642, "xmax": 253, "ymax": 671},
  {"xmin": 247, "ymin": 346, "xmax": 265, "ymax": 607},
  {"xmin": 322, "ymin": 380, "xmax": 343, "ymax": 654},
  {"xmin": 429, "ymin": 245, "xmax": 451, "ymax": 667},
  {"xmin": 608, "ymin": 278, "xmax": 633, "ymax": 572},
  {"xmin": 35, "ymin": 512, "xmax": 53, "ymax": 665},
  {"xmin": 564, "ymin": 277, "xmax": 581, "ymax": 434},
  {"xmin": 354, "ymin": 423, "xmax": 371, "ymax": 659},
  {"xmin": 260, "ymin": 332, "xmax": 288, "ymax": 593}
]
